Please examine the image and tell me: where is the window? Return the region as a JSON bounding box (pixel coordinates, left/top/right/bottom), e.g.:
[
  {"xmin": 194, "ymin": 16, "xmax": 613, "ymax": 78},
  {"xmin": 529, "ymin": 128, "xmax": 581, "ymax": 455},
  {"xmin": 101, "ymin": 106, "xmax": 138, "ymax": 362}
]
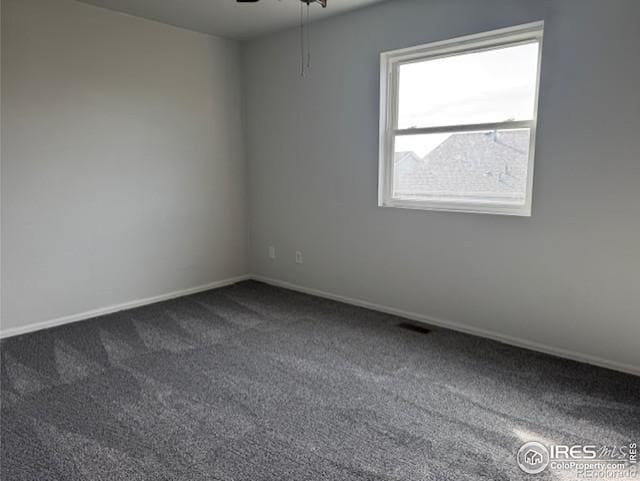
[{"xmin": 379, "ymin": 22, "xmax": 544, "ymax": 216}]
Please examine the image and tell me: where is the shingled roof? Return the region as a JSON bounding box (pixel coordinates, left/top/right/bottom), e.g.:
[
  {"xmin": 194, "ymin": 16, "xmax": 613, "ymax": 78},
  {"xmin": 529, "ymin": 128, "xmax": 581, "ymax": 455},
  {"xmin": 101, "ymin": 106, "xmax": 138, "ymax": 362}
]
[{"xmin": 394, "ymin": 130, "xmax": 530, "ymax": 203}]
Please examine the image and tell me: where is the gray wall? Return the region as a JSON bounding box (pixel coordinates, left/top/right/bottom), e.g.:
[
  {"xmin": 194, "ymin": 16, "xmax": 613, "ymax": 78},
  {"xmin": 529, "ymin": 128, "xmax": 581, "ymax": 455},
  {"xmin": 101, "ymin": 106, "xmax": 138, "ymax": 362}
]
[
  {"xmin": 1, "ymin": 0, "xmax": 247, "ymax": 332},
  {"xmin": 243, "ymin": 0, "xmax": 640, "ymax": 371}
]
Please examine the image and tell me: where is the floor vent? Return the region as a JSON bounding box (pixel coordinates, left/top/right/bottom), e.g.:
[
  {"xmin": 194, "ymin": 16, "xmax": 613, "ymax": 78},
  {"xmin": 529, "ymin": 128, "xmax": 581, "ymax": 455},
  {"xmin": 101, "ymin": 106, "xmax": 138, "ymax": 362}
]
[{"xmin": 397, "ymin": 322, "xmax": 431, "ymax": 335}]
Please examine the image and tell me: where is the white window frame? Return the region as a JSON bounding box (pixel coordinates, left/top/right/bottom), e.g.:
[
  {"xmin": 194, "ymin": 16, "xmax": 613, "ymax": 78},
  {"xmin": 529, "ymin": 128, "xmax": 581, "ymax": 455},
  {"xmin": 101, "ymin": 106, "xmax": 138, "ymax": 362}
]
[{"xmin": 378, "ymin": 22, "xmax": 544, "ymax": 216}]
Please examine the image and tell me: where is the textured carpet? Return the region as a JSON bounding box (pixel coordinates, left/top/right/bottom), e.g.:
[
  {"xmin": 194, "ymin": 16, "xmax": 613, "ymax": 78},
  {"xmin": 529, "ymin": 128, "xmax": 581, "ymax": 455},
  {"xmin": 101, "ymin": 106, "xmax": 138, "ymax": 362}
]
[{"xmin": 1, "ymin": 280, "xmax": 639, "ymax": 480}]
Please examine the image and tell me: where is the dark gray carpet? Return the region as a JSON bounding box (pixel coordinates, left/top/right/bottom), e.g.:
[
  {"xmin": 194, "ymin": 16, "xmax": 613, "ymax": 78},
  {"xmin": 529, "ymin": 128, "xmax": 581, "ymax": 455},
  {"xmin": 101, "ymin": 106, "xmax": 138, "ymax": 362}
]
[{"xmin": 1, "ymin": 280, "xmax": 638, "ymax": 480}]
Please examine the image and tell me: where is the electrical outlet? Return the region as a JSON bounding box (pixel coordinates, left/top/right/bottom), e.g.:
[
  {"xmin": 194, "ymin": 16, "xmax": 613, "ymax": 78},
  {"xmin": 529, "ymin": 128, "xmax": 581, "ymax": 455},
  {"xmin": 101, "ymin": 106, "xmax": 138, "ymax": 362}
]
[
  {"xmin": 295, "ymin": 251, "xmax": 303, "ymax": 264},
  {"xmin": 268, "ymin": 245, "xmax": 276, "ymax": 260}
]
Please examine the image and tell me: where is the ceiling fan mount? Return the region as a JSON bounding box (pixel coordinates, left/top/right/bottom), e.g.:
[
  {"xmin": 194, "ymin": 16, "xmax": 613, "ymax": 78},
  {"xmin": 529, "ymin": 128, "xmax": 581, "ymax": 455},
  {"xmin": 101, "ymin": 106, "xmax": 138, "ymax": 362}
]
[
  {"xmin": 302, "ymin": 0, "xmax": 327, "ymax": 6},
  {"xmin": 236, "ymin": 0, "xmax": 326, "ymax": 76},
  {"xmin": 237, "ymin": 0, "xmax": 327, "ymax": 7}
]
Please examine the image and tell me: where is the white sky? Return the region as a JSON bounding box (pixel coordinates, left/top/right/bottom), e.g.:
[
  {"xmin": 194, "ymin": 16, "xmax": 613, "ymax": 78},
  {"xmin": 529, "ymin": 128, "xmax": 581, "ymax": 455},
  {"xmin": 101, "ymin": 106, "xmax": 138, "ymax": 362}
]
[{"xmin": 396, "ymin": 42, "xmax": 539, "ymax": 158}]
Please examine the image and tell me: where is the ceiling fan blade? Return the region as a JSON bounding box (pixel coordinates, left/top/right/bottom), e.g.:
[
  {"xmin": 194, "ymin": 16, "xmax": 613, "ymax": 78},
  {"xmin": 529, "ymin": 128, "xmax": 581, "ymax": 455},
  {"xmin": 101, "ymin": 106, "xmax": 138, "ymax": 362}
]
[{"xmin": 235, "ymin": 0, "xmax": 326, "ymax": 6}]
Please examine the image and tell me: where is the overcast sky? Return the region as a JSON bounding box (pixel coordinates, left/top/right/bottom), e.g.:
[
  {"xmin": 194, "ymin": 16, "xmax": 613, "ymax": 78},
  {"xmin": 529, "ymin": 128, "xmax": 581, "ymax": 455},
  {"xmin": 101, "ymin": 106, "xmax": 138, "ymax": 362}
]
[{"xmin": 396, "ymin": 41, "xmax": 539, "ymax": 157}]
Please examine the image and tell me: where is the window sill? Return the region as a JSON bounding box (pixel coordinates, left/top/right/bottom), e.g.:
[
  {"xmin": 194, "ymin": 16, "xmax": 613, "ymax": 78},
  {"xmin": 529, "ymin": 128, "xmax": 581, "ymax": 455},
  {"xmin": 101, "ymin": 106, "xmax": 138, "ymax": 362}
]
[{"xmin": 379, "ymin": 199, "xmax": 532, "ymax": 217}]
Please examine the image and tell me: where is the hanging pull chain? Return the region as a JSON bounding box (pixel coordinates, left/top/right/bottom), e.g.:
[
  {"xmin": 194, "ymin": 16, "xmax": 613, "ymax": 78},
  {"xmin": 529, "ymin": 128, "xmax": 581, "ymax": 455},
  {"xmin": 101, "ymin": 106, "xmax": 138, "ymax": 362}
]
[
  {"xmin": 306, "ymin": 2, "xmax": 311, "ymax": 70},
  {"xmin": 300, "ymin": 1, "xmax": 305, "ymax": 77},
  {"xmin": 300, "ymin": 1, "xmax": 313, "ymax": 77}
]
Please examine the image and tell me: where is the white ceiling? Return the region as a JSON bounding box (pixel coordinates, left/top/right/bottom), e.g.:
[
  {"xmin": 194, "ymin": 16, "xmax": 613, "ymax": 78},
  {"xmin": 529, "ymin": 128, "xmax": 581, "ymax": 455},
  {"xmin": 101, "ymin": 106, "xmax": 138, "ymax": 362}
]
[{"xmin": 76, "ymin": 0, "xmax": 387, "ymax": 40}]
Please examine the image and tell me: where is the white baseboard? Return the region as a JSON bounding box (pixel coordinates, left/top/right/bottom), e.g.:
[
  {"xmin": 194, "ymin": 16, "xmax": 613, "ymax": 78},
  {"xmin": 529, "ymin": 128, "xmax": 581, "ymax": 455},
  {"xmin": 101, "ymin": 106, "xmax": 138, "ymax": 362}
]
[
  {"xmin": 0, "ymin": 274, "xmax": 252, "ymax": 339},
  {"xmin": 251, "ymin": 275, "xmax": 640, "ymax": 377},
  {"xmin": 2, "ymin": 272, "xmax": 637, "ymax": 377}
]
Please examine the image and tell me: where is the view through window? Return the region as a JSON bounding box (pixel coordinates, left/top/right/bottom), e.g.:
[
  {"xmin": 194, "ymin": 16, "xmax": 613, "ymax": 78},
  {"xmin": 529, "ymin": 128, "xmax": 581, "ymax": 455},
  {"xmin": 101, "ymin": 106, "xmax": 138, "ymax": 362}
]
[{"xmin": 379, "ymin": 23, "xmax": 544, "ymax": 216}]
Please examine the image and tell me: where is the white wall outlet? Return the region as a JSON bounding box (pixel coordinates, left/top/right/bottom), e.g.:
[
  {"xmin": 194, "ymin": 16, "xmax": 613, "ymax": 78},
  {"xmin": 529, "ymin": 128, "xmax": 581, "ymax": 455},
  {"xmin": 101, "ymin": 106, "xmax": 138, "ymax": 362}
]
[
  {"xmin": 268, "ymin": 245, "xmax": 276, "ymax": 260},
  {"xmin": 295, "ymin": 251, "xmax": 303, "ymax": 264}
]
